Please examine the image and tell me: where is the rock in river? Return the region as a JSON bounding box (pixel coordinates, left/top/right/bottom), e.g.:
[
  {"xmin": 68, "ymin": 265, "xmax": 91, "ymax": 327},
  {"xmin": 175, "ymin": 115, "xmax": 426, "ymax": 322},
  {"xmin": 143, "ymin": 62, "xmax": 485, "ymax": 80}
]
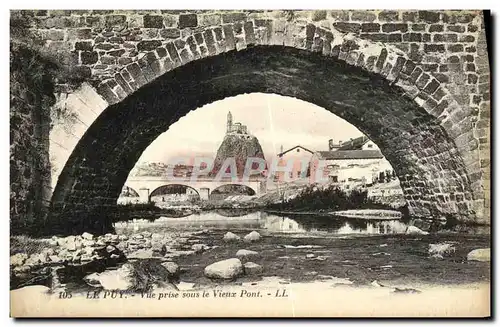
[
  {"xmin": 84, "ymin": 264, "xmax": 134, "ymax": 290},
  {"xmin": 204, "ymin": 258, "xmax": 243, "ymax": 280},
  {"xmin": 236, "ymin": 249, "xmax": 259, "ymax": 258},
  {"xmin": 406, "ymin": 226, "xmax": 429, "ymax": 235},
  {"xmin": 467, "ymin": 248, "xmax": 490, "ymax": 262},
  {"xmin": 243, "ymin": 231, "xmax": 261, "ymax": 242},
  {"xmin": 223, "ymin": 232, "xmax": 240, "ymax": 242},
  {"xmin": 244, "ymin": 262, "xmax": 263, "ymax": 275},
  {"xmin": 161, "ymin": 261, "xmax": 180, "ymax": 278},
  {"xmin": 82, "ymin": 232, "xmax": 94, "ymax": 240}
]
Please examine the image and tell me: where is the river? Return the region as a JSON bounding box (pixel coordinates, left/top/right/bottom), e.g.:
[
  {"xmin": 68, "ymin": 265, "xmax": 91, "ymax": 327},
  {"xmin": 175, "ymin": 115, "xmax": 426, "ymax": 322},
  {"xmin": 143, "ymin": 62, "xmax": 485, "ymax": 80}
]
[
  {"xmin": 11, "ymin": 210, "xmax": 491, "ymax": 317},
  {"xmin": 113, "ymin": 210, "xmax": 490, "ymax": 287}
]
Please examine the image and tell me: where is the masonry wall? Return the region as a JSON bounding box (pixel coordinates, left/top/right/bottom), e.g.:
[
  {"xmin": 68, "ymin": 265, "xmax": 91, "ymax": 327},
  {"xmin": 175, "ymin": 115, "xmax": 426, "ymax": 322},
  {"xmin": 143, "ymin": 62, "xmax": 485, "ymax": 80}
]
[
  {"xmin": 10, "ymin": 43, "xmax": 53, "ymax": 233},
  {"xmin": 10, "ymin": 10, "xmax": 491, "ymax": 230}
]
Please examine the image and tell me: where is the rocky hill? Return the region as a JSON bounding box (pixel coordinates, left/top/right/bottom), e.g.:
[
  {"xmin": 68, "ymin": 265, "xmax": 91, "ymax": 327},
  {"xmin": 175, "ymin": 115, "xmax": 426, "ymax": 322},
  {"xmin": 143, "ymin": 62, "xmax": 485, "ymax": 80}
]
[{"xmin": 211, "ymin": 134, "xmax": 266, "ymax": 178}]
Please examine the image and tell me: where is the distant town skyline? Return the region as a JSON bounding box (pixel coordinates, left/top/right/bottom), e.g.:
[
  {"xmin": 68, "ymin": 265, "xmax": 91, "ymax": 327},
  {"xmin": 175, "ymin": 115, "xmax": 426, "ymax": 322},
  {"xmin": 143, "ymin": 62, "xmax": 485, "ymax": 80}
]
[{"xmin": 136, "ymin": 93, "xmax": 364, "ymax": 164}]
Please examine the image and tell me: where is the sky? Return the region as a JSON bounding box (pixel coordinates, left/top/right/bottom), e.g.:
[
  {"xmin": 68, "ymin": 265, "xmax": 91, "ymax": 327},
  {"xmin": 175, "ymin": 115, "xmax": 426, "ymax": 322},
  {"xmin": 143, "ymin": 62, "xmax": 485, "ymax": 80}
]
[{"xmin": 136, "ymin": 93, "xmax": 364, "ymax": 164}]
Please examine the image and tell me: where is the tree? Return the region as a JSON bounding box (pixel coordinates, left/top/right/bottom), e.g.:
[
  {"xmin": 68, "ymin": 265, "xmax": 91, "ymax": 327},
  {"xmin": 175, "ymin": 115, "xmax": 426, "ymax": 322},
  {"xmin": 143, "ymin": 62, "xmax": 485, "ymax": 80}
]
[{"xmin": 378, "ymin": 171, "xmax": 385, "ymax": 184}]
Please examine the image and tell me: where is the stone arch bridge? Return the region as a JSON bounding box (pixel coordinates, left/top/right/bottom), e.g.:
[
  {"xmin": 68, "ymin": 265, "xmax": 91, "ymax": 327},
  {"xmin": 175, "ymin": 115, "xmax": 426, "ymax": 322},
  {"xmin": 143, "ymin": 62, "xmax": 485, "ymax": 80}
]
[
  {"xmin": 9, "ymin": 10, "xmax": 490, "ymax": 235},
  {"xmin": 124, "ymin": 177, "xmax": 266, "ymax": 202}
]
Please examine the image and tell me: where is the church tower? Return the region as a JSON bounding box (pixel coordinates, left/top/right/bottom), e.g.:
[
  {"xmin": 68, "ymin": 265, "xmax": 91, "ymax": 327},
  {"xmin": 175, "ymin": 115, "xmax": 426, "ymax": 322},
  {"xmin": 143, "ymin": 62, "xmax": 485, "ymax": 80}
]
[{"xmin": 226, "ymin": 111, "xmax": 233, "ymax": 134}]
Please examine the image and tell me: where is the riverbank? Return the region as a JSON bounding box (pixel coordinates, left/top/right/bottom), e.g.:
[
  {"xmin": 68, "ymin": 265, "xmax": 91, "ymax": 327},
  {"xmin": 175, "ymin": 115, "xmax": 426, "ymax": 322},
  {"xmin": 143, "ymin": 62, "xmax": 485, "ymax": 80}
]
[{"xmin": 264, "ymin": 209, "xmax": 403, "ymax": 220}]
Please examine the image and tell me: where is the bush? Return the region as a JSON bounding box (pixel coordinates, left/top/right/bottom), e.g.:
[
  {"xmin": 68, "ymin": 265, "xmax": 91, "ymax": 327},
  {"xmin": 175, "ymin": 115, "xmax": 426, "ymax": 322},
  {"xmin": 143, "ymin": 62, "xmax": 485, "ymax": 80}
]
[
  {"xmin": 268, "ymin": 185, "xmax": 394, "ymax": 212},
  {"xmin": 10, "ymin": 235, "xmax": 55, "ymax": 256}
]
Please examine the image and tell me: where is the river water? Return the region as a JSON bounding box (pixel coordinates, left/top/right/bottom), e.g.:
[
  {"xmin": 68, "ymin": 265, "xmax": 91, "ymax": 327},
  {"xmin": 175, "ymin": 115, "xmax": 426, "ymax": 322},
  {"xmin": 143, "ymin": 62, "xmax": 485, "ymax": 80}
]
[
  {"xmin": 114, "ymin": 210, "xmax": 488, "ymax": 236},
  {"xmin": 112, "ymin": 210, "xmax": 490, "ymax": 287}
]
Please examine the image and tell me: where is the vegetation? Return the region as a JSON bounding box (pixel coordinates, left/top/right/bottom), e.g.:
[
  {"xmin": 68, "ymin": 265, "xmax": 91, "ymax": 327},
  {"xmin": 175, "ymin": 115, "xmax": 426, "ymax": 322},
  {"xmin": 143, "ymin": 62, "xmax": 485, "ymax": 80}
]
[
  {"xmin": 10, "ymin": 235, "xmax": 55, "ymax": 256},
  {"xmin": 268, "ymin": 185, "xmax": 396, "ymax": 212}
]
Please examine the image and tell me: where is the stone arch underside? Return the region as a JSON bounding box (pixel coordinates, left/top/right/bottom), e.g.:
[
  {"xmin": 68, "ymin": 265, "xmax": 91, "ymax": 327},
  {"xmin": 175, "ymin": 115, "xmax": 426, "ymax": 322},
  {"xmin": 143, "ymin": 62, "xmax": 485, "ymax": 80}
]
[
  {"xmin": 121, "ymin": 185, "xmax": 140, "ymax": 197},
  {"xmin": 49, "ymin": 46, "xmax": 478, "ymax": 236},
  {"xmin": 210, "ymin": 184, "xmax": 257, "ymax": 196},
  {"xmin": 149, "ymin": 184, "xmax": 201, "ymax": 198}
]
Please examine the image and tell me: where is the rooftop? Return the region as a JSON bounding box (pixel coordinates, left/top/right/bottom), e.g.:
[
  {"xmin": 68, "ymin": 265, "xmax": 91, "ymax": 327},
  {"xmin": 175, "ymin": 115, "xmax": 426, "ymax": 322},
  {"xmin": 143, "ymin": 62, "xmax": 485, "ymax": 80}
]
[
  {"xmin": 278, "ymin": 145, "xmax": 314, "ymax": 157},
  {"xmin": 315, "ymin": 150, "xmax": 384, "ymax": 160},
  {"xmin": 338, "ymin": 135, "xmax": 370, "ymax": 151}
]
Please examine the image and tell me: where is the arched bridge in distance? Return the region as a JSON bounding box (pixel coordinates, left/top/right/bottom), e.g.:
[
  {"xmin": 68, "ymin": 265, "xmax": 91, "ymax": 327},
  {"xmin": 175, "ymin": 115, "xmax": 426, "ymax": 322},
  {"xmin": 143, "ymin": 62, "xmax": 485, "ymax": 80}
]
[{"xmin": 124, "ymin": 176, "xmax": 267, "ymax": 202}]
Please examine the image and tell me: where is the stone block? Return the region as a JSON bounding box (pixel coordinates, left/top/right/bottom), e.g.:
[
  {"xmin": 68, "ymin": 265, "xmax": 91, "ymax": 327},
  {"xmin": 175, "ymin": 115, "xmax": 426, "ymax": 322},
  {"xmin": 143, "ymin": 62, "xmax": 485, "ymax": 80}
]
[
  {"xmin": 160, "ymin": 28, "xmax": 180, "ymax": 39},
  {"xmin": 178, "ymin": 13, "xmax": 198, "ymax": 28},
  {"xmin": 104, "ymin": 15, "xmax": 127, "ymax": 29},
  {"xmin": 243, "ymin": 21, "xmax": 256, "ymax": 45},
  {"xmin": 424, "ymin": 44, "xmax": 445, "ymax": 52},
  {"xmin": 137, "ymin": 40, "xmax": 161, "ymax": 52},
  {"xmin": 221, "ymin": 12, "xmax": 246, "ymax": 24},
  {"xmin": 74, "ymin": 41, "xmax": 93, "ymax": 51},
  {"xmin": 418, "ymin": 11, "xmax": 441, "ymax": 23},
  {"xmin": 379, "ymin": 11, "xmax": 399, "ymax": 21},
  {"xmin": 165, "ymin": 42, "xmax": 181, "ymax": 66},
  {"xmin": 144, "ymin": 15, "xmax": 164, "ymax": 28},
  {"xmin": 201, "ymin": 30, "xmax": 217, "ymax": 55},
  {"xmin": 429, "ymin": 24, "xmax": 444, "ymax": 32},
  {"xmin": 311, "ymin": 10, "xmax": 327, "ymax": 21},
  {"xmin": 361, "ymin": 23, "xmax": 380, "ymax": 33},
  {"xmin": 334, "ymin": 22, "xmax": 361, "ymax": 33},
  {"xmin": 351, "ymin": 10, "xmax": 377, "ymax": 22},
  {"xmin": 80, "ymin": 51, "xmax": 98, "ymax": 64},
  {"xmin": 382, "ymin": 23, "xmax": 408, "ymax": 32}
]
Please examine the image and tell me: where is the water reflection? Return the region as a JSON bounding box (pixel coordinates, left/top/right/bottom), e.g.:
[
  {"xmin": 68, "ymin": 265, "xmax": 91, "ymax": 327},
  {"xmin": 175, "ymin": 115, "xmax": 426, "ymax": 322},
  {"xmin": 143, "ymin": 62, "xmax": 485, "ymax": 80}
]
[
  {"xmin": 264, "ymin": 213, "xmax": 408, "ymax": 235},
  {"xmin": 114, "ymin": 211, "xmax": 409, "ymax": 235}
]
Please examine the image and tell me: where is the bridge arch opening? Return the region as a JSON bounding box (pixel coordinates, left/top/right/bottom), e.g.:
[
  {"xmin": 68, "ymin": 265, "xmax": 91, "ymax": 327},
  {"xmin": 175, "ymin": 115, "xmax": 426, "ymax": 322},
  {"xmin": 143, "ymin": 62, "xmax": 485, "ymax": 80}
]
[
  {"xmin": 117, "ymin": 186, "xmax": 140, "ymax": 205},
  {"xmin": 49, "ymin": 45, "xmax": 477, "ymax": 236},
  {"xmin": 149, "ymin": 184, "xmax": 200, "ymax": 204},
  {"xmin": 210, "ymin": 184, "xmax": 257, "ymax": 201}
]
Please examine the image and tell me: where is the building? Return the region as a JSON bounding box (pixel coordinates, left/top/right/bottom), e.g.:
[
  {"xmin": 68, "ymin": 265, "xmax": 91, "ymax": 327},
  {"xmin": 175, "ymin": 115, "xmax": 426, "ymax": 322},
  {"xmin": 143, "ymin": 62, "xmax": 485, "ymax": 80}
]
[
  {"xmin": 274, "ymin": 145, "xmax": 314, "ymax": 182},
  {"xmin": 309, "ymin": 136, "xmax": 395, "ymax": 189},
  {"xmin": 337, "ymin": 135, "xmax": 378, "ymax": 151},
  {"xmin": 226, "ymin": 111, "xmax": 249, "ymax": 136}
]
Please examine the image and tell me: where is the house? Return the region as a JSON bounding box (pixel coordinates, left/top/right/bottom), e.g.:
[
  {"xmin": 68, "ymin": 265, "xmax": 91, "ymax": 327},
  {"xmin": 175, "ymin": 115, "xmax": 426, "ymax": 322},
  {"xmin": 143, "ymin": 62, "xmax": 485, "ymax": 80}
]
[
  {"xmin": 274, "ymin": 145, "xmax": 314, "ymax": 182},
  {"xmin": 337, "ymin": 135, "xmax": 379, "ymax": 151},
  {"xmin": 309, "ymin": 137, "xmax": 395, "ymax": 188}
]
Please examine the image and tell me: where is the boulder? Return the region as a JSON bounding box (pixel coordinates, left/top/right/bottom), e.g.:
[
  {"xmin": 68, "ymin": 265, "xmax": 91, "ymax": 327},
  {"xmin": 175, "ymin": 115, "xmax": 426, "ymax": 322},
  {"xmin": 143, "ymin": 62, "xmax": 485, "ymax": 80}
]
[
  {"xmin": 10, "ymin": 253, "xmax": 28, "ymax": 266},
  {"xmin": 243, "ymin": 231, "xmax": 261, "ymax": 242},
  {"xmin": 406, "ymin": 226, "xmax": 429, "ymax": 235},
  {"xmin": 204, "ymin": 258, "xmax": 243, "ymax": 280},
  {"xmin": 127, "ymin": 249, "xmax": 155, "ymax": 259},
  {"xmin": 223, "ymin": 232, "xmax": 240, "ymax": 242},
  {"xmin": 62, "ymin": 236, "xmax": 77, "ymax": 251},
  {"xmin": 236, "ymin": 249, "xmax": 259, "ymax": 258},
  {"xmin": 428, "ymin": 243, "xmax": 455, "ymax": 257},
  {"xmin": 161, "ymin": 261, "xmax": 179, "ymax": 278},
  {"xmin": 48, "ymin": 239, "xmax": 58, "ymax": 246},
  {"xmin": 306, "ymin": 253, "xmax": 315, "ymax": 258},
  {"xmin": 467, "ymin": 248, "xmax": 490, "ymax": 262},
  {"xmin": 82, "ymin": 239, "xmax": 96, "ymax": 247},
  {"xmin": 243, "ymin": 262, "xmax": 263, "ymax": 275},
  {"xmin": 24, "ymin": 253, "xmax": 48, "ymax": 266},
  {"xmin": 49, "ymin": 255, "xmax": 62, "ymax": 263},
  {"xmin": 82, "ymin": 232, "xmax": 94, "ymax": 240},
  {"xmin": 84, "ymin": 265, "xmax": 134, "ymax": 290}
]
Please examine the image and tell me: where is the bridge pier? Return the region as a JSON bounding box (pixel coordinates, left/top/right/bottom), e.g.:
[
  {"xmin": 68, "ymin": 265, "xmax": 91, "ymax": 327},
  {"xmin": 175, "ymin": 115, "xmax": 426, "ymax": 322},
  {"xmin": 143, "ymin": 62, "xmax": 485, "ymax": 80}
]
[
  {"xmin": 199, "ymin": 188, "xmax": 210, "ymax": 201},
  {"xmin": 138, "ymin": 188, "xmax": 150, "ymax": 204}
]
